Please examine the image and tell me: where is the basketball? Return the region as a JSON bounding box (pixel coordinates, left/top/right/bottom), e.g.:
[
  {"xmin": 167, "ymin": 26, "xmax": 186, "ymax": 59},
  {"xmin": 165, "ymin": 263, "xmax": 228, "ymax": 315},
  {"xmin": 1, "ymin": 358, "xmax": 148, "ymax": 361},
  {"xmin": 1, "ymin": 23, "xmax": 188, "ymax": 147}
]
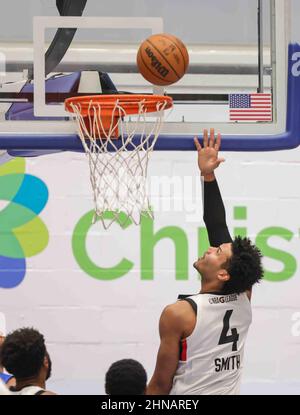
[{"xmin": 136, "ymin": 33, "xmax": 189, "ymax": 86}]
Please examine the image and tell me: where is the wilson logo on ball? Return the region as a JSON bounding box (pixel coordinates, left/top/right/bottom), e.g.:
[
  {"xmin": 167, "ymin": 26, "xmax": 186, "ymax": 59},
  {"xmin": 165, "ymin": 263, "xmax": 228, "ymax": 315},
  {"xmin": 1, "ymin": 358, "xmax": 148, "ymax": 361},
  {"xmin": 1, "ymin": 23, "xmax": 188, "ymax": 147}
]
[
  {"xmin": 145, "ymin": 47, "xmax": 169, "ymax": 78},
  {"xmin": 137, "ymin": 33, "xmax": 189, "ymax": 86}
]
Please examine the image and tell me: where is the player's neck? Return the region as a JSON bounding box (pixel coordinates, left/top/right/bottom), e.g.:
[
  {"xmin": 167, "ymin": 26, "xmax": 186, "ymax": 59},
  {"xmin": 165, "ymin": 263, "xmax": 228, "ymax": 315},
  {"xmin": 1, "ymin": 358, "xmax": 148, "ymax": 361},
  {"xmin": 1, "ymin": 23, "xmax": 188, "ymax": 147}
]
[
  {"xmin": 15, "ymin": 374, "xmax": 45, "ymax": 391},
  {"xmin": 200, "ymin": 280, "xmax": 223, "ymax": 294}
]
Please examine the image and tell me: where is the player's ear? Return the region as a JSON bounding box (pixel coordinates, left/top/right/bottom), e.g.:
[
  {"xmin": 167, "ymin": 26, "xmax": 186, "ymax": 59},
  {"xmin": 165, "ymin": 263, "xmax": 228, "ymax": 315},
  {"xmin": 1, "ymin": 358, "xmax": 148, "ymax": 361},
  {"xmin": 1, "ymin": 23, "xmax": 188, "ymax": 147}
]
[
  {"xmin": 43, "ymin": 354, "xmax": 49, "ymax": 370},
  {"xmin": 217, "ymin": 269, "xmax": 230, "ymax": 282}
]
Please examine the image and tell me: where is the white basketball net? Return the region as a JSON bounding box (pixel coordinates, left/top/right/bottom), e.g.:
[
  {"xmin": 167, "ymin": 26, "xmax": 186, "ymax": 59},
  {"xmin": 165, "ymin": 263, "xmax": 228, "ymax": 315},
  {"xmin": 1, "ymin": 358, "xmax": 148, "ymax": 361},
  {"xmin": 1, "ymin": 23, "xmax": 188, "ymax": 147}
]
[{"xmin": 69, "ymin": 97, "xmax": 170, "ymax": 229}]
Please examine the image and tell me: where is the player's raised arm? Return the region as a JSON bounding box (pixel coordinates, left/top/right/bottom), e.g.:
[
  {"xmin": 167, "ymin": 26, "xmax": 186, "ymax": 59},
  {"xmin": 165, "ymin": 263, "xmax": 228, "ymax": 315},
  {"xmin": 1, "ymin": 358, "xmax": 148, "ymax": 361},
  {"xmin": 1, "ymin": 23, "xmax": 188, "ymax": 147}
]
[{"xmin": 194, "ymin": 129, "xmax": 232, "ymax": 247}]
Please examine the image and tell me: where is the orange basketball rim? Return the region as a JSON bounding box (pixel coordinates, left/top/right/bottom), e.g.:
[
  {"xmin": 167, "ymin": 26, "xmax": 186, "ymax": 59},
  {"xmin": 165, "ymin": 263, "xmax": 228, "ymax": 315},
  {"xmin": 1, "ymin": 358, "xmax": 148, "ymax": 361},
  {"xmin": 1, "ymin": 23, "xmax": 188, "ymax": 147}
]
[{"xmin": 65, "ymin": 94, "xmax": 173, "ymax": 138}]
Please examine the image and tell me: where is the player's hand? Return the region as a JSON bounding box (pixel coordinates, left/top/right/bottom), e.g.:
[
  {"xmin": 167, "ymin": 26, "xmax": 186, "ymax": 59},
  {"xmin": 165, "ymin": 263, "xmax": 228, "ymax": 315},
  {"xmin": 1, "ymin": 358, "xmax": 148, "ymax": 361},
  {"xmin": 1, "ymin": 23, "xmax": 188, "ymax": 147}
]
[{"xmin": 194, "ymin": 129, "xmax": 225, "ymax": 175}]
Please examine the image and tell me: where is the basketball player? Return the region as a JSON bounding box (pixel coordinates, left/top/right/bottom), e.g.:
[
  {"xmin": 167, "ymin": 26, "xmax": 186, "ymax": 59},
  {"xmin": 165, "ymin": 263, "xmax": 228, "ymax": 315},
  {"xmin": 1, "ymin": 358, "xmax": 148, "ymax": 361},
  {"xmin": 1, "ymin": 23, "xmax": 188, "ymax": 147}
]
[
  {"xmin": 147, "ymin": 129, "xmax": 263, "ymax": 395},
  {"xmin": 1, "ymin": 327, "xmax": 56, "ymax": 395}
]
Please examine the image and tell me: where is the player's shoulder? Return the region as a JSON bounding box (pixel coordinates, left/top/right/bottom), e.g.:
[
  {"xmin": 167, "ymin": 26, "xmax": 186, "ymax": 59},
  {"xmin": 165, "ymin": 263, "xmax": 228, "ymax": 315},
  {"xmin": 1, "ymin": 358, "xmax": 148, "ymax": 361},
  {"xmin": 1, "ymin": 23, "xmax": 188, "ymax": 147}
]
[
  {"xmin": 160, "ymin": 300, "xmax": 197, "ymax": 339},
  {"xmin": 163, "ymin": 299, "xmax": 195, "ymax": 315},
  {"xmin": 161, "ymin": 300, "xmax": 196, "ymax": 326}
]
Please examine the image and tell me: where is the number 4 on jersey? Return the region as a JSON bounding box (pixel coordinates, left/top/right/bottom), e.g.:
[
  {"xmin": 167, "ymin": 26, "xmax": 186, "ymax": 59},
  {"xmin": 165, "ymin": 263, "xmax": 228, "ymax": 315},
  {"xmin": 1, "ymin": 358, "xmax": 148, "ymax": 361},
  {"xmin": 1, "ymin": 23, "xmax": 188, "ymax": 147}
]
[{"xmin": 218, "ymin": 310, "xmax": 239, "ymax": 351}]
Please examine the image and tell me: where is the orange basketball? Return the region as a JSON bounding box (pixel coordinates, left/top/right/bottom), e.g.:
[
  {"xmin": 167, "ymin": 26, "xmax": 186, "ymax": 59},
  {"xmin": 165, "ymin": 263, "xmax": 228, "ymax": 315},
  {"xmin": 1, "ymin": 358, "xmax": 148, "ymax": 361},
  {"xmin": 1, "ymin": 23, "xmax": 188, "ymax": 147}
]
[{"xmin": 137, "ymin": 33, "xmax": 189, "ymax": 86}]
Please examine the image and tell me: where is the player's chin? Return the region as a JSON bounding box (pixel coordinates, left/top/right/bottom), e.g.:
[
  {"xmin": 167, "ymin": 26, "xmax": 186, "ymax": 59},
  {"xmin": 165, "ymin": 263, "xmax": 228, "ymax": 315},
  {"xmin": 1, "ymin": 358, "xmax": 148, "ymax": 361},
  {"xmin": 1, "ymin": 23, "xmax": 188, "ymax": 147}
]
[{"xmin": 193, "ymin": 260, "xmax": 201, "ymax": 272}]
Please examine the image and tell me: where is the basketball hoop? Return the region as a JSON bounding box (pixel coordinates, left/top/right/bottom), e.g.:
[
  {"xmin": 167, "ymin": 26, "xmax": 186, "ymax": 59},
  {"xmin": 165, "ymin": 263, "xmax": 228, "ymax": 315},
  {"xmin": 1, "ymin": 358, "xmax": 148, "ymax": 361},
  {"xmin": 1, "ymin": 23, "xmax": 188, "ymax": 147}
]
[{"xmin": 65, "ymin": 94, "xmax": 173, "ymax": 229}]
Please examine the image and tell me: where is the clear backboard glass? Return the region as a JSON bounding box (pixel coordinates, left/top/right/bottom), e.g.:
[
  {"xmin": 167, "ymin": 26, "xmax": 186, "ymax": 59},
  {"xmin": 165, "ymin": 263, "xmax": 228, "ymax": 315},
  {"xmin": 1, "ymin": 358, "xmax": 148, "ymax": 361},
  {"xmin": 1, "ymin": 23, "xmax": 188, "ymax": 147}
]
[{"xmin": 0, "ymin": 0, "xmax": 295, "ymax": 151}]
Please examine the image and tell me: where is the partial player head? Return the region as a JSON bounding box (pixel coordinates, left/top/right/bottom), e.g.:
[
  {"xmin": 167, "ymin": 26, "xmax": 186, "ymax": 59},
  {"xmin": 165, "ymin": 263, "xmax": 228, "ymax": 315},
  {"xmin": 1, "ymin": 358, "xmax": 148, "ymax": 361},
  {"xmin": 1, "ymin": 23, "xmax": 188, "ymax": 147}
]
[
  {"xmin": 194, "ymin": 236, "xmax": 263, "ymax": 294},
  {"xmin": 137, "ymin": 33, "xmax": 189, "ymax": 86},
  {"xmin": 105, "ymin": 359, "xmax": 147, "ymax": 395},
  {"xmin": 1, "ymin": 327, "xmax": 52, "ymax": 382}
]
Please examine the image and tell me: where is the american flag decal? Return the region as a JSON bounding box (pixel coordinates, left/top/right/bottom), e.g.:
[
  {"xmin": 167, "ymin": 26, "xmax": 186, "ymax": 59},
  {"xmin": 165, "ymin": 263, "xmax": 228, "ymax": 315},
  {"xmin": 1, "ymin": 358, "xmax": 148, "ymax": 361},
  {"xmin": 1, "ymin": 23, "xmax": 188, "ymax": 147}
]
[{"xmin": 229, "ymin": 93, "xmax": 272, "ymax": 122}]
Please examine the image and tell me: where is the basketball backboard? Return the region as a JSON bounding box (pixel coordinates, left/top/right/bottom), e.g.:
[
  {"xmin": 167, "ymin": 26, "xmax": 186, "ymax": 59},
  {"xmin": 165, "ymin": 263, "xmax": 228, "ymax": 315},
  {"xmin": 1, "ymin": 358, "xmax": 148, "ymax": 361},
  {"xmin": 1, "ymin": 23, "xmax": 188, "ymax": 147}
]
[{"xmin": 0, "ymin": 0, "xmax": 299, "ymax": 152}]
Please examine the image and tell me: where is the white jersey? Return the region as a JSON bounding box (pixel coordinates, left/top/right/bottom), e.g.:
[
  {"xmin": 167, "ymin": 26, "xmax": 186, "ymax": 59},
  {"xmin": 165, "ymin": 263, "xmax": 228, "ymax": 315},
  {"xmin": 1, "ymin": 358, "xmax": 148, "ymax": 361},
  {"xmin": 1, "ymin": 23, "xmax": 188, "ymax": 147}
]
[
  {"xmin": 0, "ymin": 379, "xmax": 11, "ymax": 395},
  {"xmin": 170, "ymin": 292, "xmax": 252, "ymax": 395}
]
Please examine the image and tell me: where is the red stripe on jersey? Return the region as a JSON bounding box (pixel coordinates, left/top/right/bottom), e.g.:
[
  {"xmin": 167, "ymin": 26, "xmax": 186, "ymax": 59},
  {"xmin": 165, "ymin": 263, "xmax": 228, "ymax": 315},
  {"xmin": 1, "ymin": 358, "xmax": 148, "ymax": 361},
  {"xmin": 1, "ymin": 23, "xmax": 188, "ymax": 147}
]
[{"xmin": 180, "ymin": 339, "xmax": 187, "ymax": 361}]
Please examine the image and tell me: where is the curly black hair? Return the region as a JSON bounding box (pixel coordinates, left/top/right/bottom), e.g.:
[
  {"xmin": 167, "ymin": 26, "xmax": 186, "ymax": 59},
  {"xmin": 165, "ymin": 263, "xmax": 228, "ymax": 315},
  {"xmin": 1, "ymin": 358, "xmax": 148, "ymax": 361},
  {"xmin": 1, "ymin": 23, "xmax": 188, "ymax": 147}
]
[
  {"xmin": 105, "ymin": 359, "xmax": 147, "ymax": 395},
  {"xmin": 1, "ymin": 327, "xmax": 46, "ymax": 379},
  {"xmin": 222, "ymin": 236, "xmax": 264, "ymax": 295}
]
